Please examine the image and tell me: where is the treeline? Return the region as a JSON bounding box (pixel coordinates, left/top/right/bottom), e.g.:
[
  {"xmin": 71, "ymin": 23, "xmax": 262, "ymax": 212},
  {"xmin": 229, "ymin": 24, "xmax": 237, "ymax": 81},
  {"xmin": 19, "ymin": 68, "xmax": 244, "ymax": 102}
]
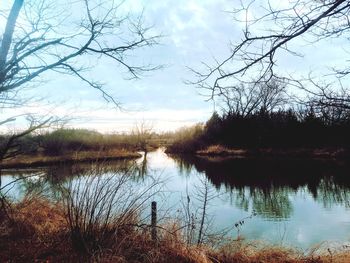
[
  {"xmin": 0, "ymin": 128, "xmax": 166, "ymax": 158},
  {"xmin": 167, "ymin": 106, "xmax": 350, "ymax": 153}
]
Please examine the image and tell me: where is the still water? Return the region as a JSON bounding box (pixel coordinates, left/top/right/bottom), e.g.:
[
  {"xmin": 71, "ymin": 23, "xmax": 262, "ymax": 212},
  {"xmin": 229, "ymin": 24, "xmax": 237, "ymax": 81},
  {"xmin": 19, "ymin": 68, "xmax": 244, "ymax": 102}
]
[{"xmin": 2, "ymin": 148, "xmax": 350, "ymax": 249}]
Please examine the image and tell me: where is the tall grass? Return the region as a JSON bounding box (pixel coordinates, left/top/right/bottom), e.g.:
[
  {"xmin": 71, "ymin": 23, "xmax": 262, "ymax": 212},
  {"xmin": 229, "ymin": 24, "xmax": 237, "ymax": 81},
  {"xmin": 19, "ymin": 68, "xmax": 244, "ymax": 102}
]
[
  {"xmin": 61, "ymin": 165, "xmax": 163, "ymax": 255},
  {"xmin": 2, "ymin": 173, "xmax": 350, "ymax": 262},
  {"xmin": 2, "ymin": 195, "xmax": 350, "ymax": 262},
  {"xmin": 40, "ymin": 129, "xmax": 144, "ymax": 155}
]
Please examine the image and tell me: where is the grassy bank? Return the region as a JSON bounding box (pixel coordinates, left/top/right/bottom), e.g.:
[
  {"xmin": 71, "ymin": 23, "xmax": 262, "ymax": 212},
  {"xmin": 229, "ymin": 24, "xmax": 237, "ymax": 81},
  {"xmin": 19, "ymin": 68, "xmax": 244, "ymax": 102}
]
[
  {"xmin": 195, "ymin": 145, "xmax": 349, "ymax": 159},
  {"xmin": 1, "ymin": 198, "xmax": 349, "ymax": 262},
  {"xmin": 0, "ymin": 149, "xmax": 141, "ymax": 169}
]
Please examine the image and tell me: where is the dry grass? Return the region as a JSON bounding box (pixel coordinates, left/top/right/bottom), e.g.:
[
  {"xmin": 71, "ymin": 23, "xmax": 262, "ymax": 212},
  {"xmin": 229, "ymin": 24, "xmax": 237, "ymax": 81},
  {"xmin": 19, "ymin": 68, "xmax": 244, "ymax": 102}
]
[
  {"xmin": 1, "ymin": 149, "xmax": 141, "ymax": 168},
  {"xmin": 195, "ymin": 145, "xmax": 350, "ymax": 160},
  {"xmin": 0, "ymin": 198, "xmax": 76, "ymax": 262},
  {"xmin": 1, "ymin": 198, "xmax": 350, "ymax": 262},
  {"xmin": 197, "ymin": 145, "xmax": 247, "ymax": 157}
]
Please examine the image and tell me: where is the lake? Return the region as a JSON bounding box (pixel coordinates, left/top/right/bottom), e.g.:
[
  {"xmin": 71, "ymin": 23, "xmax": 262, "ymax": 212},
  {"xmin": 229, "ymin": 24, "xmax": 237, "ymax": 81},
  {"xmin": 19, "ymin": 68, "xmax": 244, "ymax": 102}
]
[{"xmin": 2, "ymin": 148, "xmax": 350, "ymax": 249}]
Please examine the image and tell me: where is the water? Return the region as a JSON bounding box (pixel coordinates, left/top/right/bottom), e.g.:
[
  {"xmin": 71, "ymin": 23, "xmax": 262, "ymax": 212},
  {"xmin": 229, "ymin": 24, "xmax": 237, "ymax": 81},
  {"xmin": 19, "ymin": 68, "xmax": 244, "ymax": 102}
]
[{"xmin": 2, "ymin": 148, "xmax": 350, "ymax": 249}]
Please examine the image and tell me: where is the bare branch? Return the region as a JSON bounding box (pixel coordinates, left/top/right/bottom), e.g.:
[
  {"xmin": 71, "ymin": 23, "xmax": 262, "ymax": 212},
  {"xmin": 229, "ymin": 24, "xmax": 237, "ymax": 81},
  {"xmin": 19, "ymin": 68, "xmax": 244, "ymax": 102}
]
[
  {"xmin": 0, "ymin": 0, "xmax": 161, "ymax": 107},
  {"xmin": 191, "ymin": 0, "xmax": 350, "ymax": 108}
]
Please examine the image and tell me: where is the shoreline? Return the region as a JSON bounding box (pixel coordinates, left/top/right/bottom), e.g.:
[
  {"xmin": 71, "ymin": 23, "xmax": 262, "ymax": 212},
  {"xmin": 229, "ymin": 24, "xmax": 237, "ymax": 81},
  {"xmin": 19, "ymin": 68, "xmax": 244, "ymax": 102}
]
[
  {"xmin": 0, "ymin": 150, "xmax": 142, "ymax": 169},
  {"xmin": 167, "ymin": 145, "xmax": 350, "ymax": 160}
]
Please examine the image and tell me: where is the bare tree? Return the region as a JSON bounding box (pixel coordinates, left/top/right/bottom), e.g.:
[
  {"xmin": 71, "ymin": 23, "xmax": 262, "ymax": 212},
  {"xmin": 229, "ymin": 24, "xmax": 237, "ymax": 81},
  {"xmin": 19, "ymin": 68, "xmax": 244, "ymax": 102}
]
[
  {"xmin": 192, "ymin": 0, "xmax": 350, "ymax": 109},
  {"xmin": 220, "ymin": 79, "xmax": 288, "ymax": 117},
  {"xmin": 0, "ymin": 116, "xmax": 51, "ymax": 161},
  {"xmin": 132, "ymin": 120, "xmax": 154, "ymax": 154},
  {"xmin": 0, "ymin": 0, "xmax": 160, "ymax": 104}
]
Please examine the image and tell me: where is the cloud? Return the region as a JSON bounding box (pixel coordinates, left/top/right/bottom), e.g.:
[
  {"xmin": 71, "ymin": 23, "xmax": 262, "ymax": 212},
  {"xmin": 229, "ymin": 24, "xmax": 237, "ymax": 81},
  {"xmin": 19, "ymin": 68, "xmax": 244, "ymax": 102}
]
[
  {"xmin": 3, "ymin": 0, "xmax": 349, "ymax": 133},
  {"xmin": 1, "ymin": 101, "xmax": 211, "ymax": 133}
]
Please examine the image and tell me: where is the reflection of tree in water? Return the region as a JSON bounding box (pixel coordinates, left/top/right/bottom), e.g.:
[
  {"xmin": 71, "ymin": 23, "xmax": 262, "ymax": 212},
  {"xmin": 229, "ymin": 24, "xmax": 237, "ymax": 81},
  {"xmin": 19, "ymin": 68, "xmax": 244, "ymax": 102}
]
[
  {"xmin": 134, "ymin": 153, "xmax": 148, "ymax": 181},
  {"xmin": 314, "ymin": 177, "xmax": 350, "ymax": 209},
  {"xmin": 228, "ymin": 187, "xmax": 294, "ymax": 219},
  {"xmin": 175, "ymin": 156, "xmax": 350, "ymax": 219},
  {"xmin": 168, "ymin": 154, "xmax": 194, "ymax": 177},
  {"xmin": 2, "ymin": 159, "xmax": 139, "ymax": 199},
  {"xmin": 1, "ymin": 170, "xmax": 49, "ymax": 199},
  {"xmin": 234, "ymin": 187, "xmax": 294, "ymax": 220}
]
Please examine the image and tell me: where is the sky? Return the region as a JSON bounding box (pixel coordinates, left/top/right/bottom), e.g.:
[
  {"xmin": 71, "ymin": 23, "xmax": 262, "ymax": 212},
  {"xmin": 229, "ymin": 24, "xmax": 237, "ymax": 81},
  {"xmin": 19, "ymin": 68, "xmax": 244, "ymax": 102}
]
[{"xmin": 1, "ymin": 0, "xmax": 349, "ymax": 133}]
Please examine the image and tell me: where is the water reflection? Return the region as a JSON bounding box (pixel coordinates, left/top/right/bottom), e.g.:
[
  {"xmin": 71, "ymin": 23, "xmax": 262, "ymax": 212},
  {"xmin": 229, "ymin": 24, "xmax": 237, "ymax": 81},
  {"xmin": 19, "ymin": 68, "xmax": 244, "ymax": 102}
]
[
  {"xmin": 3, "ymin": 153, "xmax": 350, "ymax": 219},
  {"xmin": 2, "ymin": 150, "xmax": 350, "ymax": 248},
  {"xmin": 0, "ymin": 158, "xmax": 148, "ymax": 200},
  {"xmin": 172, "ymin": 155, "xmax": 350, "ymax": 219}
]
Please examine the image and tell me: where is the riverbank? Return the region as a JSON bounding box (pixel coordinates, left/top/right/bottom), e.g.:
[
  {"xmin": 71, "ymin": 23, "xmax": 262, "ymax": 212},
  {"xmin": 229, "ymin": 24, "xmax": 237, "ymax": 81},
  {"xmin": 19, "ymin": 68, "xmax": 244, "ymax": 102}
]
[
  {"xmin": 0, "ymin": 149, "xmax": 142, "ymax": 169},
  {"xmin": 1, "ymin": 198, "xmax": 349, "ymax": 262},
  {"xmin": 170, "ymin": 145, "xmax": 350, "ymax": 160}
]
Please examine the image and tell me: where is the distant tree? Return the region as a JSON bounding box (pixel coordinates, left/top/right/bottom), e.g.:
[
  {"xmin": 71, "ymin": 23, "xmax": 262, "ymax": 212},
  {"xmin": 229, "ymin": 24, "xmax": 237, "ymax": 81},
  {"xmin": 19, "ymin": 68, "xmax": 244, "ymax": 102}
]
[
  {"xmin": 205, "ymin": 111, "xmax": 221, "ymax": 142},
  {"xmin": 132, "ymin": 121, "xmax": 153, "ymax": 154},
  {"xmin": 0, "ymin": 117, "xmax": 50, "ymax": 160},
  {"xmin": 219, "ymin": 79, "xmax": 287, "ymax": 117}
]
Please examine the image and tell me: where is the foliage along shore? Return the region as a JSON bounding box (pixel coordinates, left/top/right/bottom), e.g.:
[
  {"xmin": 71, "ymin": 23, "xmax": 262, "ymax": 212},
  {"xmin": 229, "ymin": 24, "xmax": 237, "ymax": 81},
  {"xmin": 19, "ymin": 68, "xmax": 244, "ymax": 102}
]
[
  {"xmin": 165, "ymin": 106, "xmax": 350, "ymax": 160},
  {"xmin": 192, "ymin": 145, "xmax": 349, "ymax": 160}
]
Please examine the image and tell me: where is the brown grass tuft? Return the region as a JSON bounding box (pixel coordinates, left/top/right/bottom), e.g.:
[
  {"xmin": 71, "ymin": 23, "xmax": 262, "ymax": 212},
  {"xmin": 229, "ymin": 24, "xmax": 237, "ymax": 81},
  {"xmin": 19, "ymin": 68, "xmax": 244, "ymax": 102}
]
[{"xmin": 197, "ymin": 145, "xmax": 247, "ymax": 157}]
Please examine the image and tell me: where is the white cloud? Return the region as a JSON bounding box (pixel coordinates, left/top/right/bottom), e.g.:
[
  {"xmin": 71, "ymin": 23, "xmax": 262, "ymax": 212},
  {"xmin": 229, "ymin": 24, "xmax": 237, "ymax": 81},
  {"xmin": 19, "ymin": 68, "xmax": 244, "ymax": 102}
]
[{"xmin": 1, "ymin": 101, "xmax": 211, "ymax": 133}]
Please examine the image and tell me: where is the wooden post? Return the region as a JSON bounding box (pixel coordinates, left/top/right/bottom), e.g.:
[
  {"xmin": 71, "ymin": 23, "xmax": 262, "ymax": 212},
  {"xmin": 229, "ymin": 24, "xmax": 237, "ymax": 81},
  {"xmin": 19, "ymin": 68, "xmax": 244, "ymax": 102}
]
[{"xmin": 151, "ymin": 201, "xmax": 157, "ymax": 241}]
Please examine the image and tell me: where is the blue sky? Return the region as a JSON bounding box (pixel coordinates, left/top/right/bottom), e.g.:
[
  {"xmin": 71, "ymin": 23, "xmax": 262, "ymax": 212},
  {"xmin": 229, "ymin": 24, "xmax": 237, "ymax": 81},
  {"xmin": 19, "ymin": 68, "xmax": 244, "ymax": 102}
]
[{"xmin": 1, "ymin": 0, "xmax": 349, "ymax": 133}]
